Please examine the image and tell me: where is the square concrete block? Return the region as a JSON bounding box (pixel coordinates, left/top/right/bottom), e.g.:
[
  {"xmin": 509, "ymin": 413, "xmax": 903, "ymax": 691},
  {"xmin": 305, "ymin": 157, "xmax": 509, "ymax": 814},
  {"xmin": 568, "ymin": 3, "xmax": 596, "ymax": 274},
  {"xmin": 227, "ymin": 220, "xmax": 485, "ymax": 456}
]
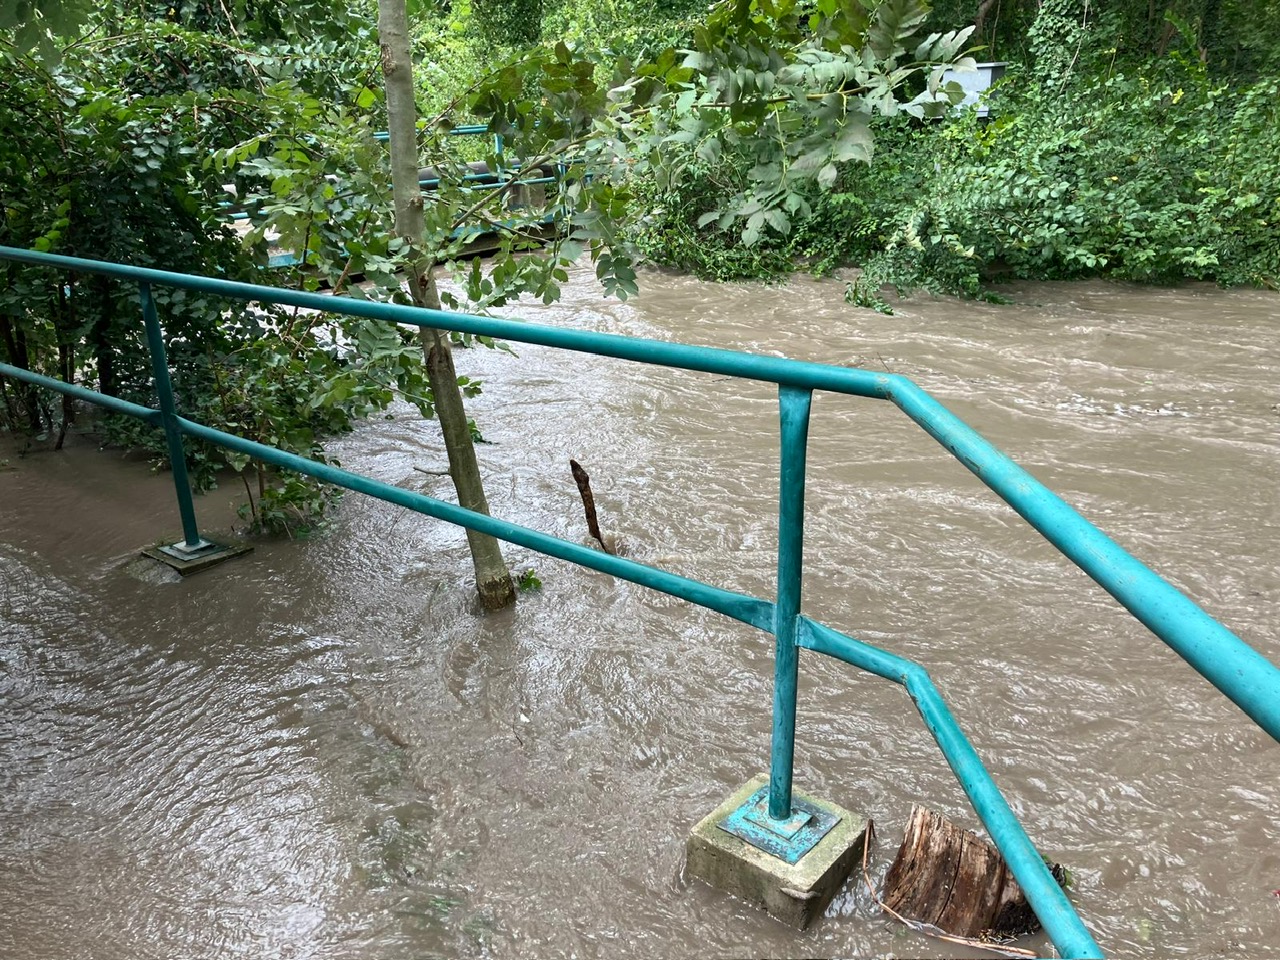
[
  {"xmin": 141, "ymin": 540, "xmax": 252, "ymax": 576},
  {"xmin": 686, "ymin": 774, "xmax": 867, "ymax": 929}
]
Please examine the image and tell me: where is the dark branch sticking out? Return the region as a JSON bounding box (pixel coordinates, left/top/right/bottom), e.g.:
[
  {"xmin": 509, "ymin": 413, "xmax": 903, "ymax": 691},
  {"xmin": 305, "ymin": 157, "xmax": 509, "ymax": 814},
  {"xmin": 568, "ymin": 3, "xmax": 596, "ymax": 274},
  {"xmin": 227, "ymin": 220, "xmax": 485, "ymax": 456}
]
[{"xmin": 569, "ymin": 458, "xmax": 612, "ymax": 554}]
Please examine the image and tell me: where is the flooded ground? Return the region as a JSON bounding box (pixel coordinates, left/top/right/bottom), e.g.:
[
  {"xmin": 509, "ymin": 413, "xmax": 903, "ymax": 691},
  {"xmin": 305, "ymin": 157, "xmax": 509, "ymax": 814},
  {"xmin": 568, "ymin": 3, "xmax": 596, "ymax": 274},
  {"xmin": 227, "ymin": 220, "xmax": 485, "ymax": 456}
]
[{"xmin": 1, "ymin": 265, "xmax": 1277, "ymax": 958}]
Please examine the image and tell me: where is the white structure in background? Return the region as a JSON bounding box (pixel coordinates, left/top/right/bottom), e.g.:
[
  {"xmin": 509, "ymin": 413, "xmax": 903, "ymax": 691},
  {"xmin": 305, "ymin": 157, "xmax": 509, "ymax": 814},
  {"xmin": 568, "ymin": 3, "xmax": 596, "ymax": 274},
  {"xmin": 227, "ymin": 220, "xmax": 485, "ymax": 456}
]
[{"xmin": 940, "ymin": 61, "xmax": 1008, "ymax": 118}]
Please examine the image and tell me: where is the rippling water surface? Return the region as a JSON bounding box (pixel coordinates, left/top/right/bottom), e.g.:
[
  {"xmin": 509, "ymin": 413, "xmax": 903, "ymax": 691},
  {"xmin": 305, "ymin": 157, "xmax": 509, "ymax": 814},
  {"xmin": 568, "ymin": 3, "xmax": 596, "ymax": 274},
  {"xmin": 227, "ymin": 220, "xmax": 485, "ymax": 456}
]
[{"xmin": 1, "ymin": 267, "xmax": 1277, "ymax": 958}]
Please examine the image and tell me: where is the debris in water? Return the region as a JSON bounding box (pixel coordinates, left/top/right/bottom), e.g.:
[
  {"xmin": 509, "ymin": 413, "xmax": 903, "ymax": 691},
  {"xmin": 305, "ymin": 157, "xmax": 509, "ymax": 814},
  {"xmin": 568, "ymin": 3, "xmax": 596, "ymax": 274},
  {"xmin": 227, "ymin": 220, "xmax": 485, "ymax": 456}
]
[
  {"xmin": 569, "ymin": 458, "xmax": 613, "ymax": 555},
  {"xmin": 882, "ymin": 805, "xmax": 1068, "ymax": 943}
]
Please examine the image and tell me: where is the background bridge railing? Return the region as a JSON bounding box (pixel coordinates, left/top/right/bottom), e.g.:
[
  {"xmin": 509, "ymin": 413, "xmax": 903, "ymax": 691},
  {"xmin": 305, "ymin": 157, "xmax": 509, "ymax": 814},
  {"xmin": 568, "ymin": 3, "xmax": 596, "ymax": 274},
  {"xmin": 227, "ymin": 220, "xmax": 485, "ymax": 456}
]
[
  {"xmin": 229, "ymin": 125, "xmax": 565, "ymax": 267},
  {"xmin": 227, "ymin": 125, "xmax": 528, "ymax": 222},
  {"xmin": 4, "ymin": 246, "xmax": 1279, "ymax": 958}
]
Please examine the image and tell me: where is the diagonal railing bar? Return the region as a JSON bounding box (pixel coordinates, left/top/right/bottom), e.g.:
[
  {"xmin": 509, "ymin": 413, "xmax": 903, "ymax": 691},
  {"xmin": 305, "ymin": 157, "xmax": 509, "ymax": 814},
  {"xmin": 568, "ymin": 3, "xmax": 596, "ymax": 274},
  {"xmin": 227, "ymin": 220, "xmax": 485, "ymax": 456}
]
[
  {"xmin": 4, "ymin": 245, "xmax": 1279, "ymax": 959},
  {"xmin": 177, "ymin": 415, "xmax": 775, "ymax": 631},
  {"xmin": 797, "ymin": 617, "xmax": 1093, "ymax": 956},
  {"xmin": 884, "ymin": 377, "xmax": 1280, "ymax": 741}
]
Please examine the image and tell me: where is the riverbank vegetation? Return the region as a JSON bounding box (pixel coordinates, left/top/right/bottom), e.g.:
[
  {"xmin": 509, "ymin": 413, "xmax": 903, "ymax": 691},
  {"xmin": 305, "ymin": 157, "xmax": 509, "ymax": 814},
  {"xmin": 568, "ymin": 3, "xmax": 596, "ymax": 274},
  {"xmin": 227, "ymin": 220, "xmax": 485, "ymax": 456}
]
[
  {"xmin": 2, "ymin": 0, "xmax": 1276, "ymax": 548},
  {"xmin": 629, "ymin": 1, "xmax": 1280, "ymax": 305},
  {"xmin": 405, "ymin": 0, "xmax": 1280, "ymax": 300}
]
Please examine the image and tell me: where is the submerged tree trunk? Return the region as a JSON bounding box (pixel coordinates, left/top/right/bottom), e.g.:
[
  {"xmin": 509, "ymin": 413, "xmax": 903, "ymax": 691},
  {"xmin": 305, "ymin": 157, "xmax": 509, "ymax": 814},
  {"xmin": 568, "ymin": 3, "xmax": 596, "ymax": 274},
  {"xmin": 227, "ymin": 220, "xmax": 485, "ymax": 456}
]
[
  {"xmin": 377, "ymin": 0, "xmax": 516, "ymax": 610},
  {"xmin": 882, "ymin": 805, "xmax": 1064, "ymax": 941},
  {"xmin": 0, "ymin": 312, "xmax": 44, "ymax": 434},
  {"xmin": 90, "ymin": 276, "xmax": 117, "ymax": 397}
]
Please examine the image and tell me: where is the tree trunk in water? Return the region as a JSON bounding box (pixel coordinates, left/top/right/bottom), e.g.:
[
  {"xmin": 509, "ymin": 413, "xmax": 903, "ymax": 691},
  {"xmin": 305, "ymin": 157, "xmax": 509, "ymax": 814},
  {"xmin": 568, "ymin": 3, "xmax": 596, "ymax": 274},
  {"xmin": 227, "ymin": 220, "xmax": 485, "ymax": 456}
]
[
  {"xmin": 0, "ymin": 312, "xmax": 44, "ymax": 434},
  {"xmin": 883, "ymin": 806, "xmax": 1065, "ymax": 940},
  {"xmin": 90, "ymin": 277, "xmax": 118, "ymax": 398},
  {"xmin": 423, "ymin": 321, "xmax": 517, "ymax": 609},
  {"xmin": 377, "ymin": 0, "xmax": 516, "ymax": 610}
]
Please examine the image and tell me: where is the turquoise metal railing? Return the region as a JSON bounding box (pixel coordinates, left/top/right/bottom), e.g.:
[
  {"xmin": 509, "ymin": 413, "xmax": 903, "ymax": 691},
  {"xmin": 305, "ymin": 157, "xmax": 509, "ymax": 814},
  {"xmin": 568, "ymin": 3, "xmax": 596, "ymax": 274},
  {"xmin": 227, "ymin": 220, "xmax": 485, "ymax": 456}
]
[{"xmin": 4, "ymin": 246, "xmax": 1280, "ymax": 958}]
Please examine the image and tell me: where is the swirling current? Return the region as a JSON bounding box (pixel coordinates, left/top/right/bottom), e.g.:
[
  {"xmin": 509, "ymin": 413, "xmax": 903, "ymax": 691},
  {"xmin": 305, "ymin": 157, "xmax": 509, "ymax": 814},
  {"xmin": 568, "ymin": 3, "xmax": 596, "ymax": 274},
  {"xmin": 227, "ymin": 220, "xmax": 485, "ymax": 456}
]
[{"xmin": 1, "ymin": 265, "xmax": 1277, "ymax": 958}]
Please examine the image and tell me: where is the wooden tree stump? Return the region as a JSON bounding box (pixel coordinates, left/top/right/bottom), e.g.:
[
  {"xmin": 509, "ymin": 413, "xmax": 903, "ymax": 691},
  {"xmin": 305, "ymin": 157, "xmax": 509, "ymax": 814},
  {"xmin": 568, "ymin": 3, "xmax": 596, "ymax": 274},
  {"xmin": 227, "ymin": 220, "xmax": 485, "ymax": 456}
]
[{"xmin": 882, "ymin": 806, "xmax": 1063, "ymax": 940}]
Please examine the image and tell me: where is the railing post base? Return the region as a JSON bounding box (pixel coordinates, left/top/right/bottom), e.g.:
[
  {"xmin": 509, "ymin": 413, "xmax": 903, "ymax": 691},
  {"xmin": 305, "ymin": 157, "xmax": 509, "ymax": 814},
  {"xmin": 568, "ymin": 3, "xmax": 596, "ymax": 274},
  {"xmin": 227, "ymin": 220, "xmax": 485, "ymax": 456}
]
[
  {"xmin": 686, "ymin": 775, "xmax": 867, "ymax": 930},
  {"xmin": 141, "ymin": 539, "xmax": 252, "ymax": 577}
]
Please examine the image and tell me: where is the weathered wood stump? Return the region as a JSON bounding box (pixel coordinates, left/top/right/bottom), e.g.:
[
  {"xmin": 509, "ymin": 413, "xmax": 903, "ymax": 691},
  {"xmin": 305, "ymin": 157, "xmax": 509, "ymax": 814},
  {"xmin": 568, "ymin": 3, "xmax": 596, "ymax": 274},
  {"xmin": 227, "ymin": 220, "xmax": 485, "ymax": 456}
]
[{"xmin": 882, "ymin": 806, "xmax": 1064, "ymax": 940}]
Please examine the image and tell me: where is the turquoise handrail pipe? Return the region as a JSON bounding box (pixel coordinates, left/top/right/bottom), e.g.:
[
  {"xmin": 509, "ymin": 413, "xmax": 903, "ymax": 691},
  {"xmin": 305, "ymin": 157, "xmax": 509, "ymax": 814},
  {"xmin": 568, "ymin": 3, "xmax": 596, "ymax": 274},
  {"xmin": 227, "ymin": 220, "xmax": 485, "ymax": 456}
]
[
  {"xmin": 0, "ymin": 248, "xmax": 897, "ymax": 399},
  {"xmin": 884, "ymin": 377, "xmax": 1280, "ymax": 742},
  {"xmin": 0, "ymin": 361, "xmax": 163, "ymax": 425},
  {"xmin": 797, "ymin": 617, "xmax": 1105, "ymax": 959},
  {"xmin": 6, "ymin": 244, "xmax": 1280, "ymax": 958},
  {"xmin": 768, "ymin": 385, "xmax": 812, "ymax": 820},
  {"xmin": 140, "ymin": 282, "xmax": 203, "ymax": 549},
  {"xmin": 373, "ymin": 124, "xmax": 490, "ymax": 139},
  {"xmin": 6, "ymin": 252, "xmax": 1276, "ymax": 743},
  {"xmin": 418, "ymin": 173, "xmax": 559, "ymax": 189}
]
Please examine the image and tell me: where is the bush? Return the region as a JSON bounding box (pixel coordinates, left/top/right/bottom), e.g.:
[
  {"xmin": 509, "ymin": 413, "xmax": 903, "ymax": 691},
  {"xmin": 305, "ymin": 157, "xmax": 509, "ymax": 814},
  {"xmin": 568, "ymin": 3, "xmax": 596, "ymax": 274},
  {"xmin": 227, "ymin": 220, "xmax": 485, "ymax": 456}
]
[
  {"xmin": 629, "ymin": 30, "xmax": 1280, "ymax": 301},
  {"xmin": 628, "ymin": 154, "xmax": 794, "ymax": 282},
  {"xmin": 862, "ymin": 52, "xmax": 1280, "ymax": 295}
]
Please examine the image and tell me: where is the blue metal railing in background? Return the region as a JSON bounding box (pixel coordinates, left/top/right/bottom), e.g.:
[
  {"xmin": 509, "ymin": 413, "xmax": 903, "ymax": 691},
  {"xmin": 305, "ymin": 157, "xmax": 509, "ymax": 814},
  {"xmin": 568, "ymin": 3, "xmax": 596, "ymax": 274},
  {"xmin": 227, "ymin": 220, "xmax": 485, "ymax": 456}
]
[
  {"xmin": 229, "ymin": 125, "xmax": 565, "ymax": 267},
  {"xmin": 4, "ymin": 246, "xmax": 1280, "ymax": 958},
  {"xmin": 373, "ymin": 123, "xmax": 493, "ymax": 140}
]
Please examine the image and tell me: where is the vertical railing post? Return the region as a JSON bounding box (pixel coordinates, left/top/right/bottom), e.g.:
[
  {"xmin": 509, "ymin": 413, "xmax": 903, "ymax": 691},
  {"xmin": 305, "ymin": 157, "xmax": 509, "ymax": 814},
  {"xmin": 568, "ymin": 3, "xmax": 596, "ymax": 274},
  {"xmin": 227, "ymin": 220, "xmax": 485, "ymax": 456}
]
[
  {"xmin": 140, "ymin": 281, "xmax": 205, "ymax": 550},
  {"xmin": 768, "ymin": 385, "xmax": 813, "ymax": 820}
]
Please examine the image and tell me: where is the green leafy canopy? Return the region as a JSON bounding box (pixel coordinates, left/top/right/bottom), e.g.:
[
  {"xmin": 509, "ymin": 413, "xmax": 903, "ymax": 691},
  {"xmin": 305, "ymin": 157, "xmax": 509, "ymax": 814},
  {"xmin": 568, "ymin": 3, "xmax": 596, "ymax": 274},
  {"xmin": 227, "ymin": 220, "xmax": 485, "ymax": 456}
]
[{"xmin": 614, "ymin": 0, "xmax": 974, "ymax": 248}]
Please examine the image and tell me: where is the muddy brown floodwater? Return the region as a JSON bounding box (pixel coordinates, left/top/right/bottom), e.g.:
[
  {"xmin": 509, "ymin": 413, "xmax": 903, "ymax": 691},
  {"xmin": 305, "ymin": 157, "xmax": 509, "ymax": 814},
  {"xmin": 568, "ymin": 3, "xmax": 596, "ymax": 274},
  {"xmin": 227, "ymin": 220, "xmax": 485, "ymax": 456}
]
[{"xmin": 1, "ymin": 264, "xmax": 1278, "ymax": 959}]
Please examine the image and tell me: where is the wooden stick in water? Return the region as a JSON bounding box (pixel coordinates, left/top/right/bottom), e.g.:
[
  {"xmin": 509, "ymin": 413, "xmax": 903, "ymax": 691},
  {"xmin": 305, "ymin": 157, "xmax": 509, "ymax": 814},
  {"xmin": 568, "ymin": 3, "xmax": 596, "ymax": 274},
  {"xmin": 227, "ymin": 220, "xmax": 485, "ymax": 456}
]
[{"xmin": 569, "ymin": 458, "xmax": 612, "ymax": 554}]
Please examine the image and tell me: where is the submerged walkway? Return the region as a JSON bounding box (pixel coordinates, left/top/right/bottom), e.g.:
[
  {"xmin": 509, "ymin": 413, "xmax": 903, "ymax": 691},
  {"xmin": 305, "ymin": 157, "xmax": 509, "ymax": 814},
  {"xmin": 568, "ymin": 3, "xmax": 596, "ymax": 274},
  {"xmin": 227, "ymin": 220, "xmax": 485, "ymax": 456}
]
[{"xmin": 2, "ymin": 262, "xmax": 1278, "ymax": 958}]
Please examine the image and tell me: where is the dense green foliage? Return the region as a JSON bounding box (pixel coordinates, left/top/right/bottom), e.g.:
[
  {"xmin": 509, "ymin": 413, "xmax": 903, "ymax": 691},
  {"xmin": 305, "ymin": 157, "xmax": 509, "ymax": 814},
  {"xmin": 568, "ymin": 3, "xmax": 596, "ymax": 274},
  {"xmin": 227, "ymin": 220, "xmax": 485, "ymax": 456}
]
[
  {"xmin": 9, "ymin": 0, "xmax": 960, "ymax": 530},
  {"xmin": 635, "ymin": 1, "xmax": 1280, "ymax": 305},
  {"xmin": 0, "ymin": 13, "xmax": 431, "ymax": 530},
  {"xmin": 0, "ymin": 0, "xmax": 683, "ymax": 531},
  {"xmin": 850, "ymin": 55, "xmax": 1280, "ymax": 305},
  {"xmin": 927, "ymin": 0, "xmax": 1280, "ymax": 82}
]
